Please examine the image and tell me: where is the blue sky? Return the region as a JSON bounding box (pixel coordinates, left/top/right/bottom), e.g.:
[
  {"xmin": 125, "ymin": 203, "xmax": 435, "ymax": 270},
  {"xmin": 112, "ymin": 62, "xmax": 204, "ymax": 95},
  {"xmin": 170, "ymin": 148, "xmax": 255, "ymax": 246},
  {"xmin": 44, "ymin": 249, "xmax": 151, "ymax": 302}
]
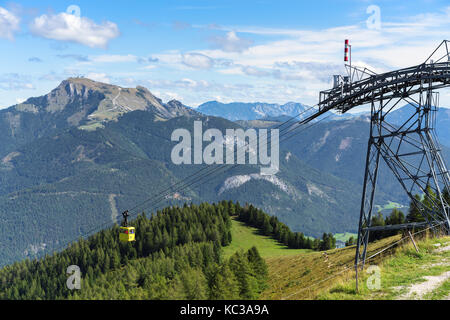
[{"xmin": 0, "ymin": 0, "xmax": 450, "ymax": 109}]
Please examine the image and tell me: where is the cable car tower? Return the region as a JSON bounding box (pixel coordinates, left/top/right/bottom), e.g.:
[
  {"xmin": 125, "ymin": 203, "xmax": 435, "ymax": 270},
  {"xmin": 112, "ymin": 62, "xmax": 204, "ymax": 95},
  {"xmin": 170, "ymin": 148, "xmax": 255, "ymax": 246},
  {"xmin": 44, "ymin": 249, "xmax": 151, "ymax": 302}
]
[{"xmin": 299, "ymin": 40, "xmax": 450, "ymax": 269}]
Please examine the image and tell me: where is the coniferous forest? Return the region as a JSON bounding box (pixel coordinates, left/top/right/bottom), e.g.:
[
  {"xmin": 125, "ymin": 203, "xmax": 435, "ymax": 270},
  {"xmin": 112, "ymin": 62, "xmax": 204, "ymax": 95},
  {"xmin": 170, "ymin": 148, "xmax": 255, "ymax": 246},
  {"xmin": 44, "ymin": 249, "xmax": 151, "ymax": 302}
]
[
  {"xmin": 0, "ymin": 200, "xmax": 340, "ymax": 300},
  {"xmin": 0, "ymin": 201, "xmax": 266, "ymax": 300}
]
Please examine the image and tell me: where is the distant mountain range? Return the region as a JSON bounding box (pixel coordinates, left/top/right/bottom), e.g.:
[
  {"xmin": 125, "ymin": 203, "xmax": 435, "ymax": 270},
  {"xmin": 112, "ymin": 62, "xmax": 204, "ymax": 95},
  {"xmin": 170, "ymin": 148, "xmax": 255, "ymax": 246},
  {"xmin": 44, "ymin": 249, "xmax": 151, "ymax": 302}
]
[
  {"xmin": 196, "ymin": 99, "xmax": 450, "ymax": 223},
  {"xmin": 197, "ymin": 100, "xmax": 450, "ymax": 148},
  {"xmin": 196, "ymin": 101, "xmax": 313, "ymax": 121}
]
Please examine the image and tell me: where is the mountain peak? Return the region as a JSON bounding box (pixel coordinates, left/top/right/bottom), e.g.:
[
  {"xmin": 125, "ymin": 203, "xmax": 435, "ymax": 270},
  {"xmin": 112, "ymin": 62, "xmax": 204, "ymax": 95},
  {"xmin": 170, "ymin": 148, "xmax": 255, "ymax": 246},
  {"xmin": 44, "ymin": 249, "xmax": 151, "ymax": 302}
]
[
  {"xmin": 64, "ymin": 76, "xmax": 109, "ymax": 86},
  {"xmin": 55, "ymin": 77, "xmax": 119, "ymax": 95},
  {"xmin": 12, "ymin": 77, "xmax": 195, "ymax": 130}
]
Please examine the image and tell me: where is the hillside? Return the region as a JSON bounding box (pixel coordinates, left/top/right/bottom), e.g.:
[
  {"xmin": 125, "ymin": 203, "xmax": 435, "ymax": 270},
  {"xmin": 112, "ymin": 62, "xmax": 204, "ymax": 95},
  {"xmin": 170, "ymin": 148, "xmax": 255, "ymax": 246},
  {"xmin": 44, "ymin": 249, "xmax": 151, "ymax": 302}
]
[
  {"xmin": 1, "ymin": 200, "xmax": 448, "ymax": 300},
  {"xmin": 0, "ymin": 202, "xmax": 267, "ymax": 300},
  {"xmin": 226, "ymin": 103, "xmax": 450, "ymax": 210},
  {"xmin": 222, "ymin": 217, "xmax": 313, "ymax": 259},
  {"xmin": 280, "ymin": 116, "xmax": 450, "ymax": 207},
  {"xmin": 3, "ymin": 78, "xmax": 449, "ymax": 268},
  {"xmin": 0, "ymin": 108, "xmax": 364, "ymax": 265},
  {"xmin": 260, "ymin": 234, "xmax": 450, "ymax": 300},
  {"xmin": 388, "ymin": 104, "xmax": 450, "ymax": 148},
  {"xmin": 318, "ymin": 236, "xmax": 450, "ymax": 300},
  {"xmin": 0, "ymin": 77, "xmax": 197, "ymax": 160},
  {"xmin": 0, "ymin": 201, "xmax": 335, "ymax": 300}
]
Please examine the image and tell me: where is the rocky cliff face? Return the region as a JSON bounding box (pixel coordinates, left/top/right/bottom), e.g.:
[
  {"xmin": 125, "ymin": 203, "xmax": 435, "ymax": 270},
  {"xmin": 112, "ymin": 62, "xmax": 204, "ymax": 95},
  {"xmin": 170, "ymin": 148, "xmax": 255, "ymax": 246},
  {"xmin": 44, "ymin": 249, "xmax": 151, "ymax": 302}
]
[
  {"xmin": 12, "ymin": 77, "xmax": 197, "ymax": 128},
  {"xmin": 0, "ymin": 78, "xmax": 198, "ymax": 158}
]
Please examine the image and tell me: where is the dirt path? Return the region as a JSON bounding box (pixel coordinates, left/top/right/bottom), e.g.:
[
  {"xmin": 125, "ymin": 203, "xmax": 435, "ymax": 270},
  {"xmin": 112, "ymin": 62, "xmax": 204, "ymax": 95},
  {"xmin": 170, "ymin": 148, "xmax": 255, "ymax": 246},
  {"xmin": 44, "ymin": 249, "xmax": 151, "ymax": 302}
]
[
  {"xmin": 434, "ymin": 244, "xmax": 450, "ymax": 253},
  {"xmin": 396, "ymin": 243, "xmax": 450, "ymax": 300},
  {"xmin": 397, "ymin": 271, "xmax": 450, "ymax": 299},
  {"xmin": 112, "ymin": 88, "xmax": 121, "ymax": 106}
]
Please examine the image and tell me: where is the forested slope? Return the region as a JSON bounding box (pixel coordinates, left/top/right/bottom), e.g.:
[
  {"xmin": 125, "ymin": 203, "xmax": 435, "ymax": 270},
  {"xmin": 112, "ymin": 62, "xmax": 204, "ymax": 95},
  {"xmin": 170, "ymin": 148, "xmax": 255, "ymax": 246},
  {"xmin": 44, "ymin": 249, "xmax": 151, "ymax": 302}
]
[
  {"xmin": 0, "ymin": 201, "xmax": 268, "ymax": 300},
  {"xmin": 0, "ymin": 201, "xmax": 340, "ymax": 300}
]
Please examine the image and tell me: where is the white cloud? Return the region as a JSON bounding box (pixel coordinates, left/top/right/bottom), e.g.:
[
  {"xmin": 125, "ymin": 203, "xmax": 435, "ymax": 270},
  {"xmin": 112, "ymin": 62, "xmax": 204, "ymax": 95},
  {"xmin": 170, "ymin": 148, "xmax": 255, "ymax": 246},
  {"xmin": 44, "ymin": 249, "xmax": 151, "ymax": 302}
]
[
  {"xmin": 57, "ymin": 54, "xmax": 90, "ymax": 62},
  {"xmin": 181, "ymin": 52, "xmax": 214, "ymax": 69},
  {"xmin": 147, "ymin": 78, "xmax": 212, "ymax": 91},
  {"xmin": 30, "ymin": 12, "xmax": 119, "ymax": 48},
  {"xmin": 20, "ymin": 6, "xmax": 450, "ymax": 108},
  {"xmin": 210, "ymin": 31, "xmax": 253, "ymax": 53},
  {"xmin": 207, "ymin": 7, "xmax": 450, "ymax": 71},
  {"xmin": 241, "ymin": 65, "xmax": 271, "ymax": 77},
  {"xmin": 0, "ymin": 7, "xmax": 20, "ymax": 40},
  {"xmin": 0, "ymin": 73, "xmax": 34, "ymax": 90},
  {"xmin": 28, "ymin": 57, "xmax": 42, "ymax": 63},
  {"xmin": 160, "ymin": 91, "xmax": 182, "ymax": 102},
  {"xmin": 178, "ymin": 6, "xmax": 450, "ymax": 106},
  {"xmin": 86, "ymin": 72, "xmax": 110, "ymax": 83},
  {"xmin": 63, "ymin": 54, "xmax": 155, "ymax": 66},
  {"xmin": 90, "ymin": 54, "xmax": 138, "ymax": 63}
]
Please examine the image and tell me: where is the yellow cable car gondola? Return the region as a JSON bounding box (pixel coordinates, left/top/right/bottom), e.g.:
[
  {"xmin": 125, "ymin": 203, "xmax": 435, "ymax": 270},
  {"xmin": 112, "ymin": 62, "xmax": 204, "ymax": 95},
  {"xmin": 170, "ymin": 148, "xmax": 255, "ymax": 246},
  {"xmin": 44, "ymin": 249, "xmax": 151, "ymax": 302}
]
[
  {"xmin": 119, "ymin": 226, "xmax": 135, "ymax": 242},
  {"xmin": 119, "ymin": 210, "xmax": 136, "ymax": 242}
]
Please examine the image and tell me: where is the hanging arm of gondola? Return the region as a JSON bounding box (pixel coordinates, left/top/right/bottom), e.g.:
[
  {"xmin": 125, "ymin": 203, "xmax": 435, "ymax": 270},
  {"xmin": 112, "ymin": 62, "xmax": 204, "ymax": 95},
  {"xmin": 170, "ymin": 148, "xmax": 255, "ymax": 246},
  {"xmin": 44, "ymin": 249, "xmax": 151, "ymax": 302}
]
[{"xmin": 121, "ymin": 210, "xmax": 129, "ymax": 227}]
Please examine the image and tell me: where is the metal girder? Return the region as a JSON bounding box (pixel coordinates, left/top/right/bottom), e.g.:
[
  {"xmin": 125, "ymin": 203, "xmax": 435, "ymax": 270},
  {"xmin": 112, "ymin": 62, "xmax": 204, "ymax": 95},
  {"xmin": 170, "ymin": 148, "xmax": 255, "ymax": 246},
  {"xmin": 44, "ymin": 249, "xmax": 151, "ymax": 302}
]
[
  {"xmin": 304, "ymin": 41, "xmax": 450, "ymax": 271},
  {"xmin": 354, "ymin": 81, "xmax": 450, "ymax": 270},
  {"xmin": 363, "ymin": 221, "xmax": 429, "ymax": 232},
  {"xmin": 319, "ymin": 62, "xmax": 450, "ymax": 113},
  {"xmin": 318, "ymin": 41, "xmax": 450, "ymax": 115}
]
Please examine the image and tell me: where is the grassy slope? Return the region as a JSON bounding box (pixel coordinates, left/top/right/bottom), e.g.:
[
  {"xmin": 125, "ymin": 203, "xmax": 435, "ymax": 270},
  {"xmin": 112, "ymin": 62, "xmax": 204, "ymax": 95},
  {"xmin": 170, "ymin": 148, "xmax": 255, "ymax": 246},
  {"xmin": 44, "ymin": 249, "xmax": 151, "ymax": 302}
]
[
  {"xmin": 261, "ymin": 235, "xmax": 404, "ymax": 300},
  {"xmin": 223, "ymin": 218, "xmax": 404, "ymax": 300},
  {"xmin": 222, "ymin": 218, "xmax": 449, "ymax": 300},
  {"xmin": 222, "ymin": 218, "xmax": 312, "ymax": 259},
  {"xmin": 318, "ymin": 235, "xmax": 450, "ymax": 300}
]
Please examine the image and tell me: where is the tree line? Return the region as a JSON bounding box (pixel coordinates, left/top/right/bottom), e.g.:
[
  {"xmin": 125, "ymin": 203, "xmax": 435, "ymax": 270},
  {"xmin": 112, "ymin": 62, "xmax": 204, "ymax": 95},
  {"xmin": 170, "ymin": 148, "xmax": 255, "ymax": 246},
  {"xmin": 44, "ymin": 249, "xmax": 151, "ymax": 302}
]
[
  {"xmin": 345, "ymin": 187, "xmax": 450, "ymax": 245},
  {"xmin": 235, "ymin": 203, "xmax": 336, "ymax": 251}
]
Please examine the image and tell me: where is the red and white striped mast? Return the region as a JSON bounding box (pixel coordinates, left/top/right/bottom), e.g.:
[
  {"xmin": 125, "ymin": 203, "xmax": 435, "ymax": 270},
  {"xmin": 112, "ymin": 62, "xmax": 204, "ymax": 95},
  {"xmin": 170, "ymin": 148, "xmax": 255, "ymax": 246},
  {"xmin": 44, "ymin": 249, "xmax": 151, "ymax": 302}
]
[{"xmin": 345, "ymin": 39, "xmax": 352, "ymax": 82}]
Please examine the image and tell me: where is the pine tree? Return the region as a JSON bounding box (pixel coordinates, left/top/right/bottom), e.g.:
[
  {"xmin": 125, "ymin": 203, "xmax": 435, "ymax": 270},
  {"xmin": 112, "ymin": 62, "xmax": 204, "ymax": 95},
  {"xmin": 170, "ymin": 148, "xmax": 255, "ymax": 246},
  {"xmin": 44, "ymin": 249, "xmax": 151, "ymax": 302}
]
[
  {"xmin": 262, "ymin": 216, "xmax": 273, "ymax": 235},
  {"xmin": 345, "ymin": 236, "xmax": 356, "ymax": 247},
  {"xmin": 407, "ymin": 194, "xmax": 426, "ymax": 223},
  {"xmin": 180, "ymin": 267, "xmax": 208, "ymax": 300},
  {"xmin": 228, "ymin": 250, "xmax": 258, "ymax": 299},
  {"xmin": 246, "ymin": 247, "xmax": 268, "ymax": 292},
  {"xmin": 209, "ymin": 264, "xmax": 240, "ymax": 300},
  {"xmin": 369, "ymin": 212, "xmax": 386, "ymax": 241}
]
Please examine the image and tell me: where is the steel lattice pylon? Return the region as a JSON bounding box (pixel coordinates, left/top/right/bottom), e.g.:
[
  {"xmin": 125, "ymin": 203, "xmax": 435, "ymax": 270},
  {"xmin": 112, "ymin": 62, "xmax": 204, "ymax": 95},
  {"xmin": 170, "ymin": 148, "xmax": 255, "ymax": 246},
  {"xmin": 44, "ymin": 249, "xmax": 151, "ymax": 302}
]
[
  {"xmin": 355, "ymin": 82, "xmax": 450, "ymax": 268},
  {"xmin": 299, "ymin": 40, "xmax": 450, "ymax": 270}
]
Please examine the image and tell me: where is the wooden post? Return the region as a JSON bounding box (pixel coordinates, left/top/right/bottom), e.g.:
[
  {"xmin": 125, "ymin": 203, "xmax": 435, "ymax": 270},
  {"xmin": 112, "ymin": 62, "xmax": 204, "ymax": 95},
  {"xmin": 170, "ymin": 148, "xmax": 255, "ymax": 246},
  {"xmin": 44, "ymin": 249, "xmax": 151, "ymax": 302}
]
[
  {"xmin": 408, "ymin": 230, "xmax": 419, "ymax": 253},
  {"xmin": 355, "ymin": 264, "xmax": 359, "ymax": 293}
]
